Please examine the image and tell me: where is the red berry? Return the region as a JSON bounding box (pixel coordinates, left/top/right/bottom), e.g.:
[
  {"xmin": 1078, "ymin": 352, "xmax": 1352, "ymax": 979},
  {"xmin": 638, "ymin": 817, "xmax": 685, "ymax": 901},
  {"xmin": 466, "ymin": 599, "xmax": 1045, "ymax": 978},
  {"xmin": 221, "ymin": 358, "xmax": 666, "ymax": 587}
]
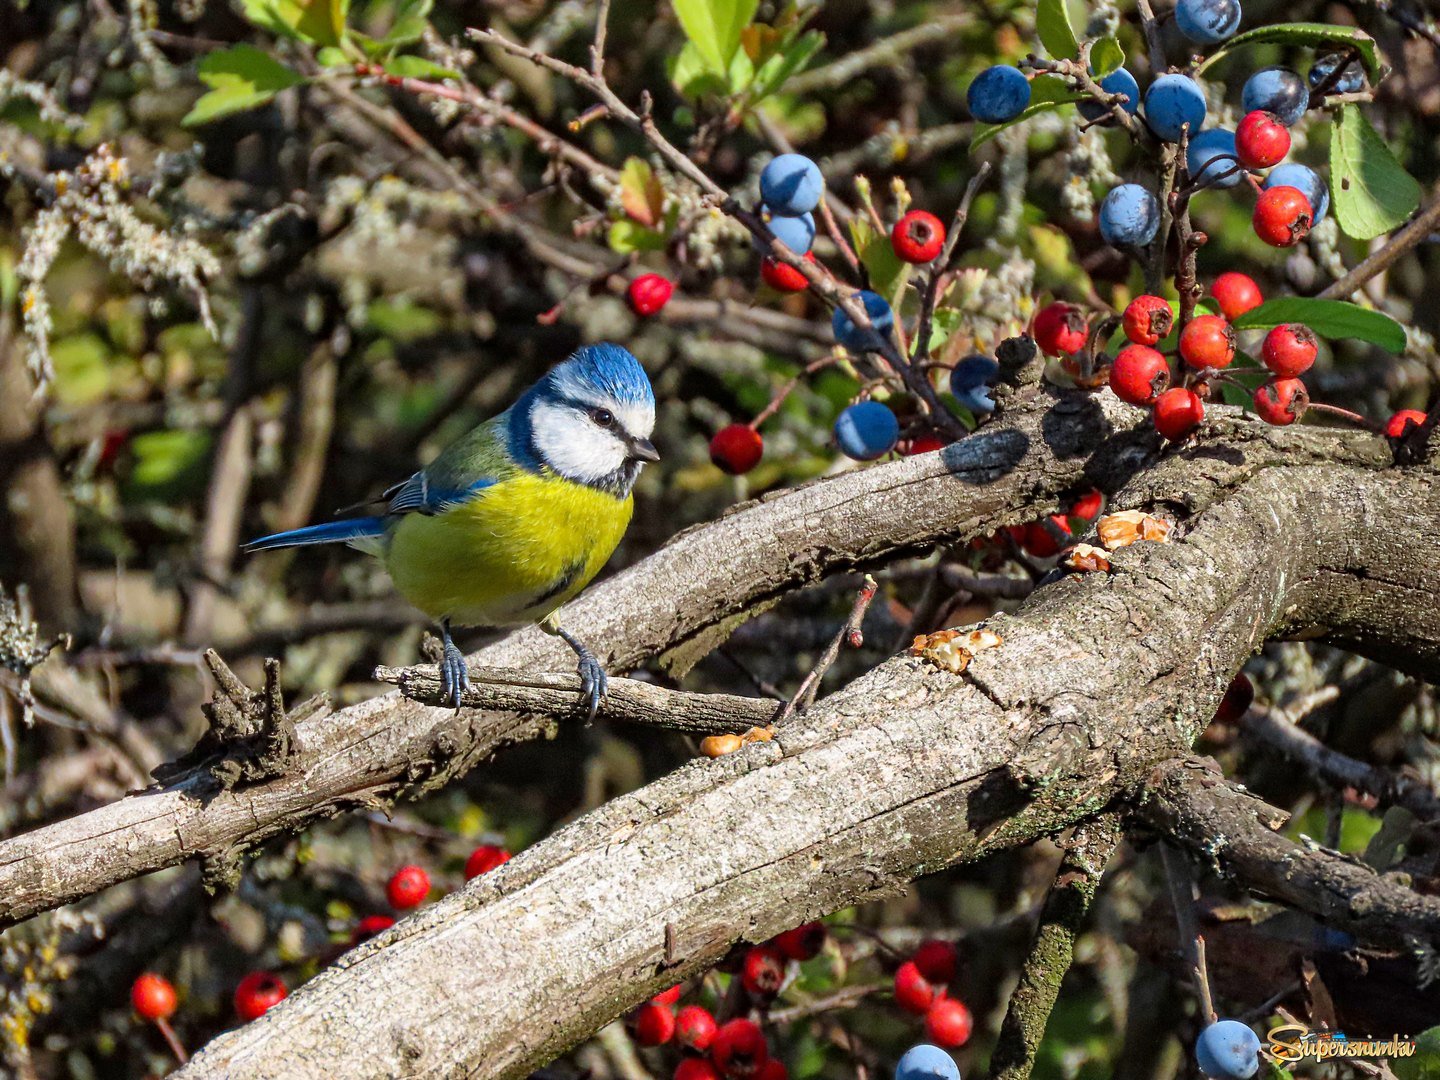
[
  {"xmin": 386, "ymin": 865, "xmax": 430, "ymax": 910},
  {"xmin": 1213, "ymin": 672, "xmax": 1254, "ymax": 724},
  {"xmin": 1153, "ymin": 387, "xmax": 1205, "ymax": 440},
  {"xmin": 1253, "ymin": 186, "xmax": 1313, "ymax": 247},
  {"xmin": 1235, "ymin": 110, "xmax": 1291, "ymax": 169},
  {"xmin": 1022, "ymin": 515, "xmax": 1072, "ymax": 559},
  {"xmin": 632, "ymin": 1001, "xmax": 677, "ymax": 1046},
  {"xmin": 351, "ymin": 914, "xmax": 395, "ymax": 944},
  {"xmin": 464, "ymin": 844, "xmax": 511, "ymax": 880},
  {"xmin": 1210, "ymin": 272, "xmax": 1263, "ymax": 321},
  {"xmin": 711, "ymin": 1018, "xmax": 769, "ymax": 1077},
  {"xmin": 893, "ymin": 959, "xmax": 941, "ymax": 1014},
  {"xmin": 755, "ymin": 1061, "xmax": 789, "ymax": 1080},
  {"xmin": 760, "ymin": 255, "xmax": 811, "ymax": 293},
  {"xmin": 676, "ymin": 1005, "xmax": 719, "ymax": 1052},
  {"xmin": 773, "ymin": 922, "xmax": 827, "ymax": 961},
  {"xmin": 926, "ymin": 998, "xmax": 974, "ymax": 1048},
  {"xmin": 677, "ymin": 1060, "xmax": 723, "ymax": 1080},
  {"xmin": 710, "ymin": 424, "xmax": 764, "ymax": 475},
  {"xmin": 1070, "ymin": 488, "xmax": 1103, "ymax": 521},
  {"xmin": 131, "ymin": 972, "xmax": 178, "ymax": 1022},
  {"xmin": 1110, "ymin": 344, "xmax": 1171, "ymax": 407},
  {"xmin": 1179, "ymin": 315, "xmax": 1236, "ymax": 370},
  {"xmin": 891, "ymin": 210, "xmax": 947, "ymax": 263},
  {"xmin": 628, "ymin": 273, "xmax": 674, "ymax": 316},
  {"xmin": 653, "ymin": 985, "xmax": 683, "ymax": 1007},
  {"xmin": 1033, "ymin": 302, "xmax": 1089, "ymax": 357},
  {"xmin": 1261, "ymin": 323, "xmax": 1318, "ymax": 378},
  {"xmin": 741, "ymin": 944, "xmax": 787, "ymax": 999},
  {"xmin": 1254, "ymin": 377, "xmax": 1309, "ymax": 426},
  {"xmin": 234, "ymin": 971, "xmax": 287, "ymax": 1022},
  {"xmin": 1122, "ymin": 295, "xmax": 1174, "ymax": 346},
  {"xmin": 912, "ymin": 940, "xmax": 959, "ymax": 984},
  {"xmin": 905, "ymin": 435, "xmax": 949, "ymax": 456},
  {"xmin": 1386, "ymin": 409, "xmax": 1428, "ymax": 438}
]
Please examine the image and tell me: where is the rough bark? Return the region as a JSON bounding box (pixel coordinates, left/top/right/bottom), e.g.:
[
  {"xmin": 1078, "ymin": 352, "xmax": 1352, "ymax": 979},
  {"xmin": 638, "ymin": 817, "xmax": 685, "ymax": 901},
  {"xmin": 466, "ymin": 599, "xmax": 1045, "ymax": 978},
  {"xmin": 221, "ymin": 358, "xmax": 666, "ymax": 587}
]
[
  {"xmin": 1139, "ymin": 757, "xmax": 1440, "ymax": 948},
  {"xmin": 172, "ymin": 436, "xmax": 1440, "ymax": 1080},
  {"xmin": 0, "ymin": 388, "xmax": 1147, "ymax": 927},
  {"xmin": 989, "ymin": 818, "xmax": 1123, "ymax": 1080}
]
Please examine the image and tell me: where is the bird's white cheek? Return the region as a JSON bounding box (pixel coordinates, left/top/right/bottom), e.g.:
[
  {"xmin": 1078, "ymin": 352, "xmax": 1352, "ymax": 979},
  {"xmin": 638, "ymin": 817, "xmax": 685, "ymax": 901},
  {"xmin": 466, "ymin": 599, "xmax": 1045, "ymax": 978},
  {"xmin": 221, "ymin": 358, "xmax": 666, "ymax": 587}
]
[{"xmin": 530, "ymin": 403, "xmax": 627, "ymax": 482}]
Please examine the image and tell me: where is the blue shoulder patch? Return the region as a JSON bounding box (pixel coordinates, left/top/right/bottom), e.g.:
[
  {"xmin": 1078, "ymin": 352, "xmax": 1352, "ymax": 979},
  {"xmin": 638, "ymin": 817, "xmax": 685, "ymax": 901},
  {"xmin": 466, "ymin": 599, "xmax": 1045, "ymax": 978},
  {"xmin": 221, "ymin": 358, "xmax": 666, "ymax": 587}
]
[{"xmin": 385, "ymin": 471, "xmax": 496, "ymax": 515}]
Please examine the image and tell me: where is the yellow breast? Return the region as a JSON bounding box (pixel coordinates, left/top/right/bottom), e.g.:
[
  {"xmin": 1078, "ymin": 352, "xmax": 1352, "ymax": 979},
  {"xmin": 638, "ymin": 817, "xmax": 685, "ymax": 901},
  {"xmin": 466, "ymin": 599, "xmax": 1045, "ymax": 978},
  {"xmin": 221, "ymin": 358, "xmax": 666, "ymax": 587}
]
[{"xmin": 383, "ymin": 473, "xmax": 633, "ymax": 628}]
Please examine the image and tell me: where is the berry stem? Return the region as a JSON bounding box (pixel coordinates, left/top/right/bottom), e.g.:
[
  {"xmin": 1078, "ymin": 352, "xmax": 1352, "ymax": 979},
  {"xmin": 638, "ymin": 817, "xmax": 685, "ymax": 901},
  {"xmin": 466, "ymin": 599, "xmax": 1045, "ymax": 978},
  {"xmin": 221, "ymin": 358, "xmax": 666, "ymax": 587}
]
[
  {"xmin": 156, "ymin": 1017, "xmax": 190, "ymax": 1065},
  {"xmin": 1302, "ymin": 400, "xmax": 1385, "ymax": 433},
  {"xmin": 775, "ymin": 575, "xmax": 878, "ymax": 723},
  {"xmin": 816, "ymin": 198, "xmax": 862, "ymax": 280},
  {"xmin": 910, "ymin": 163, "xmax": 992, "ymax": 361},
  {"xmin": 749, "ymin": 356, "xmax": 839, "ymax": 429}
]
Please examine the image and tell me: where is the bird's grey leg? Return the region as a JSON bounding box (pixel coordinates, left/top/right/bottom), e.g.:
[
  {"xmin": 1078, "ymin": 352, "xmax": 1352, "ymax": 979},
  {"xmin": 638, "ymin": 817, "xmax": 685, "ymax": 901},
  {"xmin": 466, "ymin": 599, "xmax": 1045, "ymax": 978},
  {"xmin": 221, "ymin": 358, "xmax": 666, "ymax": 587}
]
[
  {"xmin": 551, "ymin": 624, "xmax": 608, "ymax": 721},
  {"xmin": 437, "ymin": 619, "xmax": 469, "ymax": 710}
]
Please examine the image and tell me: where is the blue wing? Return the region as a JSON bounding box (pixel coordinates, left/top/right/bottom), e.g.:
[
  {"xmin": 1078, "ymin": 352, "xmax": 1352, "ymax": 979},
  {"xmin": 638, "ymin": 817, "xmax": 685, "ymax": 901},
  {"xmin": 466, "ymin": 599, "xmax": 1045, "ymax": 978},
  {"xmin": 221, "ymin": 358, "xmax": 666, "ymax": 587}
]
[
  {"xmin": 246, "ymin": 415, "xmax": 510, "ymax": 552},
  {"xmin": 381, "ymin": 472, "xmax": 497, "ymax": 515}
]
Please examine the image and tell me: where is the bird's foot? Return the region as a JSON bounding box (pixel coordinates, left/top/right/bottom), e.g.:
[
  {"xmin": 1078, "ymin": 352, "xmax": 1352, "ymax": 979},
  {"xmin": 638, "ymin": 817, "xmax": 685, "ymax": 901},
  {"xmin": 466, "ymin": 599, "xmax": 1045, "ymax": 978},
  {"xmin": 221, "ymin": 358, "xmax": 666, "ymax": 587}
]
[
  {"xmin": 575, "ymin": 648, "xmax": 608, "ymax": 722},
  {"xmin": 439, "ymin": 636, "xmax": 470, "ymax": 710}
]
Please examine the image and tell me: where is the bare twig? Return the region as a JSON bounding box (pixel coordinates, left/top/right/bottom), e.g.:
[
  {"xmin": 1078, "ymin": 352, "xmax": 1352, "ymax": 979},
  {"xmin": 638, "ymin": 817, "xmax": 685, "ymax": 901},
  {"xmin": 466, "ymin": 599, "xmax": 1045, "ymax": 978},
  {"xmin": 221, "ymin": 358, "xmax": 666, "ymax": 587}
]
[
  {"xmin": 1160, "ymin": 840, "xmax": 1216, "ymax": 1024},
  {"xmin": 378, "ymin": 663, "xmax": 777, "ymax": 733},
  {"xmin": 775, "ymin": 575, "xmax": 878, "ymax": 723},
  {"xmin": 1318, "ymin": 184, "xmax": 1440, "ymax": 302},
  {"xmin": 910, "ymin": 164, "xmax": 991, "ymax": 362}
]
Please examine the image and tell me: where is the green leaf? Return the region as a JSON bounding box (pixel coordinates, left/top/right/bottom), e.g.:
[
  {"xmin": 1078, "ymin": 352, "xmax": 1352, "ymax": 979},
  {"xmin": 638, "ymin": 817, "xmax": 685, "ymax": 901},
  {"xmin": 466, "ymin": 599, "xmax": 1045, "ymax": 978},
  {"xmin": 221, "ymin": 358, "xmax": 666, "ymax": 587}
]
[
  {"xmin": 380, "ymin": 0, "xmax": 432, "ymax": 45},
  {"xmin": 1198, "ymin": 22, "xmax": 1382, "ymax": 77},
  {"xmin": 608, "ymin": 220, "xmax": 667, "ymax": 254},
  {"xmin": 182, "ymin": 45, "xmax": 304, "ymax": 126},
  {"xmin": 316, "ymin": 45, "xmax": 350, "ymax": 66},
  {"xmin": 1233, "ymin": 297, "xmax": 1407, "ymax": 353},
  {"xmin": 382, "ymin": 55, "xmax": 459, "ymax": 80},
  {"xmin": 846, "ymin": 217, "xmax": 909, "ymax": 307},
  {"xmin": 1330, "ymin": 103, "xmax": 1422, "ymax": 240},
  {"xmin": 671, "ymin": 0, "xmax": 758, "ymax": 77},
  {"xmin": 618, "ymin": 157, "xmax": 666, "ymax": 228},
  {"xmin": 669, "ymin": 40, "xmax": 730, "ymax": 98},
  {"xmin": 1089, "ymin": 36, "xmax": 1124, "ymax": 77},
  {"xmin": 971, "ymin": 74, "xmax": 1083, "ymax": 149},
  {"xmin": 1036, "ymin": 0, "xmax": 1079, "ymax": 59},
  {"xmin": 1392, "ymin": 1026, "xmax": 1440, "ymax": 1080},
  {"xmin": 751, "ymin": 29, "xmax": 825, "ymax": 99},
  {"xmin": 241, "ymin": 0, "xmax": 348, "ymax": 45}
]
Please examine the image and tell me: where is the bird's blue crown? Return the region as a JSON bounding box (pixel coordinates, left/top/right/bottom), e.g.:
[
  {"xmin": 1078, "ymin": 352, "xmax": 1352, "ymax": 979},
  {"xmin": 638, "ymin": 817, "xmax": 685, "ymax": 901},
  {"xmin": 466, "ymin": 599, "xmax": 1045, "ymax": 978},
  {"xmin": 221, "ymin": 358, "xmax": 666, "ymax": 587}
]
[{"xmin": 538, "ymin": 343, "xmax": 654, "ymax": 408}]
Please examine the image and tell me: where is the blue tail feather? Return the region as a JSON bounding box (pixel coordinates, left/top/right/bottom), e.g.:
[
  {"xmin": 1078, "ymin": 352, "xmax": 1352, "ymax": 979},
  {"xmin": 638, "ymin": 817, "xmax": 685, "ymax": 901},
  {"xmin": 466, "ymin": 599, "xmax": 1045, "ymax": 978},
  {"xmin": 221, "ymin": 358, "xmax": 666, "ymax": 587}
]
[{"xmin": 245, "ymin": 517, "xmax": 386, "ymax": 552}]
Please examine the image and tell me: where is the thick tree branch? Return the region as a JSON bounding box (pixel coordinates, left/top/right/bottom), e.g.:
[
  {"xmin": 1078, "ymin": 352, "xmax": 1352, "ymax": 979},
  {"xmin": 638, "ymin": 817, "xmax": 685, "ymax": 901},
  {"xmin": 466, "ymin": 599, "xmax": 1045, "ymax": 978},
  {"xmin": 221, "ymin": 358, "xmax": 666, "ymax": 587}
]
[
  {"xmin": 174, "ymin": 443, "xmax": 1440, "ymax": 1079},
  {"xmin": 0, "ymin": 389, "xmax": 1147, "ymax": 928},
  {"xmin": 989, "ymin": 817, "xmax": 1123, "ymax": 1080},
  {"xmin": 1138, "ymin": 757, "xmax": 1440, "ymax": 949}
]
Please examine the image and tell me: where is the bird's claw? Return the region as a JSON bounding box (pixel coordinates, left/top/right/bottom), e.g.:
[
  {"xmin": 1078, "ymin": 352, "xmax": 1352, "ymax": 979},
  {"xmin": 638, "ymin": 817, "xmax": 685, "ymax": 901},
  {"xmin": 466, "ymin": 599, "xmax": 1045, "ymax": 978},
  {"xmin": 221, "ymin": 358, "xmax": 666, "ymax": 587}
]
[
  {"xmin": 439, "ymin": 638, "xmax": 470, "ymax": 710},
  {"xmin": 576, "ymin": 651, "xmax": 608, "ymax": 722}
]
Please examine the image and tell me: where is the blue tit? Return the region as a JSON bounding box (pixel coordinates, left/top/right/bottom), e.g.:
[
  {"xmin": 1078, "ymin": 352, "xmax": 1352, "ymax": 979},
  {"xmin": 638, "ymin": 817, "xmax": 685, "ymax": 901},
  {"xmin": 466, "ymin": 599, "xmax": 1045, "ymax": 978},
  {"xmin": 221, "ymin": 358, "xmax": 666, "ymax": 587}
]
[{"xmin": 247, "ymin": 343, "xmax": 659, "ymax": 714}]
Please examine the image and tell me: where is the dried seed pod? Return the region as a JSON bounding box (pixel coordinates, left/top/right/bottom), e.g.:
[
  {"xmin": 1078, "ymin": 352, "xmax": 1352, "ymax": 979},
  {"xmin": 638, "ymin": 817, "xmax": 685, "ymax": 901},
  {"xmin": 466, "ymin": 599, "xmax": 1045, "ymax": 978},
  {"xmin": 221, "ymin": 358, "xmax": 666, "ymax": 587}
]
[
  {"xmin": 1097, "ymin": 509, "xmax": 1173, "ymax": 550},
  {"xmin": 1064, "ymin": 543, "xmax": 1113, "ymax": 572},
  {"xmin": 701, "ymin": 734, "xmax": 745, "ymax": 757}
]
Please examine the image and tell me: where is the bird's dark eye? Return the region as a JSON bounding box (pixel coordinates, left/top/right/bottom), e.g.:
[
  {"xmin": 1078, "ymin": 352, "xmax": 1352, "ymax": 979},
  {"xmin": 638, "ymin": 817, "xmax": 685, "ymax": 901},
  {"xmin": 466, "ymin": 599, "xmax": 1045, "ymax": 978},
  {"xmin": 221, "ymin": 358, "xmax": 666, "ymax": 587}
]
[{"xmin": 590, "ymin": 407, "xmax": 615, "ymax": 428}]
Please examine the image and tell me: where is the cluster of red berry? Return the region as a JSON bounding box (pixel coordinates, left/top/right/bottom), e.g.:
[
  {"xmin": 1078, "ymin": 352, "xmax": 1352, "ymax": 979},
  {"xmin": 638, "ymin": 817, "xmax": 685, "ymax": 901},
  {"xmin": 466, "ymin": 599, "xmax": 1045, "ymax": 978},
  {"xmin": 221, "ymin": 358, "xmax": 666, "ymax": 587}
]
[
  {"xmin": 1035, "ymin": 276, "xmax": 1424, "ymax": 444},
  {"xmin": 891, "ymin": 939, "xmax": 972, "ymax": 1048},
  {"xmin": 626, "ymin": 922, "xmax": 829, "ymax": 1080}
]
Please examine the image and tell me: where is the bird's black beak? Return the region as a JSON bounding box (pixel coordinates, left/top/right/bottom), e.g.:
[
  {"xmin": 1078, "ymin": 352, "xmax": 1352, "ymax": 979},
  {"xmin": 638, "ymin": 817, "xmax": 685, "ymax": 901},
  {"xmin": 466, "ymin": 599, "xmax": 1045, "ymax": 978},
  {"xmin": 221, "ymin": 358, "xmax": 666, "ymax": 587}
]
[{"xmin": 628, "ymin": 437, "xmax": 660, "ymax": 463}]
